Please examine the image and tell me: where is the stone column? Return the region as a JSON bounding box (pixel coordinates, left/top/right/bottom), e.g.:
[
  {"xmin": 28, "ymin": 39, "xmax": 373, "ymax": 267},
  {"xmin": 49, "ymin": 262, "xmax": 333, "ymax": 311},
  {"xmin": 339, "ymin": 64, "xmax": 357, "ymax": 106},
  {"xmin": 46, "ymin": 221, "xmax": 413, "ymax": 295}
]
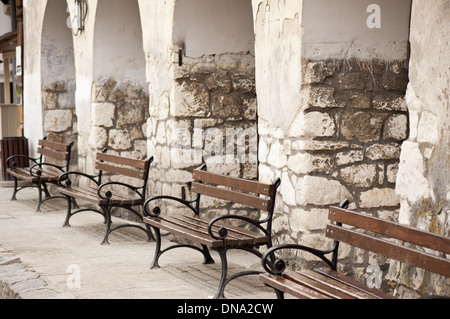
[{"xmin": 393, "ymin": 0, "xmax": 450, "ymax": 298}]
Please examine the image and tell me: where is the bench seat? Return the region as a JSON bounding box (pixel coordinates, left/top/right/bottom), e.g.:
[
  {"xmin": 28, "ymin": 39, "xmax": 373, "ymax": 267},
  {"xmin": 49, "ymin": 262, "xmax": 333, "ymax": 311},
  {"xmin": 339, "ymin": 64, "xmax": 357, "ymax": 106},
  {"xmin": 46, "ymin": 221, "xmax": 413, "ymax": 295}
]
[{"xmin": 260, "ymin": 268, "xmax": 396, "ymax": 299}]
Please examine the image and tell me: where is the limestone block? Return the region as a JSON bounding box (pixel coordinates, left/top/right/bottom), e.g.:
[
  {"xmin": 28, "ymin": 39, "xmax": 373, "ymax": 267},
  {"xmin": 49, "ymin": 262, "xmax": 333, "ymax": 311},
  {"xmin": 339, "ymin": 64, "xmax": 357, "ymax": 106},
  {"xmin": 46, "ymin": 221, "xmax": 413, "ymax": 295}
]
[
  {"xmin": 94, "ymin": 78, "xmax": 117, "ymax": 102},
  {"xmin": 339, "ymin": 164, "xmax": 377, "ymax": 188},
  {"xmin": 289, "ymin": 207, "xmax": 329, "ymax": 232},
  {"xmin": 338, "ymin": 73, "xmax": 368, "ymax": 90},
  {"xmin": 302, "ymin": 86, "xmax": 344, "ymax": 109},
  {"xmin": 289, "ymin": 111, "xmax": 335, "ymax": 138},
  {"xmin": 205, "ymin": 71, "xmax": 232, "ymax": 93},
  {"xmin": 292, "ymin": 140, "xmax": 349, "ymax": 151},
  {"xmin": 42, "ymin": 92, "xmax": 58, "ymax": 109},
  {"xmin": 360, "ymin": 187, "xmax": 400, "ymax": 207},
  {"xmin": 382, "ymin": 62, "xmax": 409, "ymax": 91},
  {"xmin": 287, "ymin": 153, "xmax": 334, "ymax": 174},
  {"xmin": 303, "ymin": 61, "xmax": 338, "ymax": 84},
  {"xmin": 230, "ymin": 73, "xmax": 256, "ymax": 94},
  {"xmin": 89, "ymin": 127, "xmax": 107, "ymax": 149},
  {"xmin": 366, "ymin": 143, "xmax": 401, "ymax": 160},
  {"xmin": 417, "ymin": 111, "xmax": 439, "ymax": 144},
  {"xmin": 44, "ymin": 109, "xmax": 72, "ymax": 132},
  {"xmin": 295, "ymin": 176, "xmax": 352, "ymax": 206},
  {"xmin": 93, "ymin": 102, "xmax": 115, "ymax": 127},
  {"xmin": 341, "ymin": 112, "xmax": 386, "ymax": 142},
  {"xmin": 395, "ymin": 141, "xmax": 429, "ymax": 202},
  {"xmin": 303, "ymin": 112, "xmax": 336, "ymax": 138},
  {"xmin": 267, "ymin": 139, "xmax": 287, "ymax": 169},
  {"xmin": 336, "ymin": 150, "xmax": 364, "ymax": 166},
  {"xmin": 211, "ymin": 94, "xmax": 242, "ymax": 117},
  {"xmin": 171, "ymin": 81, "xmax": 209, "ymax": 117},
  {"xmin": 108, "ymin": 129, "xmax": 132, "ymax": 150},
  {"xmin": 383, "ymin": 114, "xmax": 408, "ymax": 141},
  {"xmin": 373, "ymin": 94, "xmax": 407, "ymax": 111},
  {"xmin": 280, "ymin": 172, "xmax": 296, "ymax": 206},
  {"xmin": 349, "ymin": 92, "xmax": 371, "ymax": 109},
  {"xmin": 242, "ymin": 97, "xmax": 257, "ymax": 120},
  {"xmin": 386, "ymin": 164, "xmax": 399, "ymax": 183},
  {"xmin": 117, "ymin": 103, "xmax": 145, "ymax": 126}
]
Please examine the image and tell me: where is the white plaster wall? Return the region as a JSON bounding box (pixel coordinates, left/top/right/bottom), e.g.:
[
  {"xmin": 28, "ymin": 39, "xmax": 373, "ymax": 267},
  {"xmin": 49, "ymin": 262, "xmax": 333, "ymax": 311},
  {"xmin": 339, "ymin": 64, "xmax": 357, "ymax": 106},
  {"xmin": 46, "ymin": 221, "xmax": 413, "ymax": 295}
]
[
  {"xmin": 93, "ymin": 0, "xmax": 146, "ymax": 86},
  {"xmin": 302, "ymin": 0, "xmax": 411, "ymax": 60},
  {"xmin": 139, "ymin": 0, "xmax": 175, "ymax": 102},
  {"xmin": 173, "ymin": 0, "xmax": 254, "ymax": 57},
  {"xmin": 41, "ymin": 0, "xmax": 74, "ymax": 84},
  {"xmin": 23, "ymin": 0, "xmax": 47, "ymax": 154},
  {"xmin": 252, "ymin": 0, "xmax": 303, "ymax": 131}
]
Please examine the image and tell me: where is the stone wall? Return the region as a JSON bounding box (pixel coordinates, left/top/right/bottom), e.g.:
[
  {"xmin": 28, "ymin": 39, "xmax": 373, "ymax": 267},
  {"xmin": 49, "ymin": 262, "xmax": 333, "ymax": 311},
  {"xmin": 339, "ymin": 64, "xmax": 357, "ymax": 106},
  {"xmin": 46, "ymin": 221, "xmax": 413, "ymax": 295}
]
[
  {"xmin": 259, "ymin": 57, "xmax": 409, "ymax": 290},
  {"xmin": 42, "ymin": 81, "xmax": 78, "ymax": 166},
  {"xmin": 147, "ymin": 52, "xmax": 258, "ymax": 220},
  {"xmin": 87, "ymin": 78, "xmax": 149, "ymax": 221}
]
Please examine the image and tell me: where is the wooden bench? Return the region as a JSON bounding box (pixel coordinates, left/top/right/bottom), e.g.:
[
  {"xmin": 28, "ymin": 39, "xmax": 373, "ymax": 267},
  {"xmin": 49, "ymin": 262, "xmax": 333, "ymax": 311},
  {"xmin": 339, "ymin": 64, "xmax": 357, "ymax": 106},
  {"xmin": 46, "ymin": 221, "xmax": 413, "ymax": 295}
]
[
  {"xmin": 6, "ymin": 137, "xmax": 74, "ymax": 212},
  {"xmin": 57, "ymin": 149, "xmax": 154, "ymax": 245},
  {"xmin": 143, "ymin": 165, "xmax": 281, "ymax": 299},
  {"xmin": 260, "ymin": 200, "xmax": 450, "ymax": 299}
]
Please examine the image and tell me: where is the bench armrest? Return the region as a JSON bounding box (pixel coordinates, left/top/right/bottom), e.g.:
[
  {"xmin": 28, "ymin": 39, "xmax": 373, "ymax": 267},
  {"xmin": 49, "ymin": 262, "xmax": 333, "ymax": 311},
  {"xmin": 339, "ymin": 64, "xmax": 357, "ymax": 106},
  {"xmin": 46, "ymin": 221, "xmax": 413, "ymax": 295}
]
[
  {"xmin": 261, "ymin": 243, "xmax": 337, "ymax": 276},
  {"xmin": 207, "ymin": 214, "xmax": 270, "ymax": 240},
  {"xmin": 6, "ymin": 154, "xmax": 39, "ymax": 169},
  {"xmin": 29, "ymin": 162, "xmax": 65, "ymax": 178},
  {"xmin": 143, "ymin": 195, "xmax": 199, "ymax": 217},
  {"xmin": 97, "ymin": 181, "xmax": 145, "ymax": 200},
  {"xmin": 58, "ymin": 171, "xmax": 100, "ymax": 188},
  {"xmin": 262, "ymin": 199, "xmax": 350, "ymax": 276}
]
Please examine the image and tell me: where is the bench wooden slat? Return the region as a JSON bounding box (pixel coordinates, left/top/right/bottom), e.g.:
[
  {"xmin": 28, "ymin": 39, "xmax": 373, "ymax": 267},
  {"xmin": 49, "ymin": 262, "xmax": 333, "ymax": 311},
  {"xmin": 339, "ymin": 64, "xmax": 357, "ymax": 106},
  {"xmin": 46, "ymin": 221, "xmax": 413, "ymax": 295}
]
[
  {"xmin": 283, "ymin": 270, "xmax": 360, "ymax": 299},
  {"xmin": 329, "ymin": 206, "xmax": 450, "ymax": 255},
  {"xmin": 38, "ymin": 147, "xmax": 70, "ymax": 161},
  {"xmin": 326, "ymin": 224, "xmax": 450, "ymax": 278},
  {"xmin": 191, "ymin": 182, "xmax": 272, "ymax": 211},
  {"xmin": 195, "ymin": 215, "xmax": 269, "ymax": 244},
  {"xmin": 171, "ymin": 215, "xmax": 250, "ymax": 242},
  {"xmin": 96, "ymin": 153, "xmax": 148, "ymax": 170},
  {"xmin": 175, "ymin": 215, "xmax": 268, "ymax": 245},
  {"xmin": 7, "ymin": 167, "xmax": 38, "ymax": 182},
  {"xmin": 95, "ymin": 162, "xmax": 146, "ymax": 180},
  {"xmin": 59, "ymin": 186, "xmax": 108, "ymax": 204},
  {"xmin": 150, "ymin": 215, "xmax": 260, "ymax": 246},
  {"xmin": 38, "ymin": 139, "xmax": 71, "ymax": 152},
  {"xmin": 193, "ymin": 169, "xmax": 274, "ymax": 196},
  {"xmin": 144, "ymin": 216, "xmax": 223, "ymax": 247},
  {"xmin": 8, "ymin": 167, "xmax": 61, "ymax": 182},
  {"xmin": 259, "ymin": 273, "xmax": 332, "ymax": 299},
  {"xmin": 313, "ymin": 268, "xmax": 397, "ymax": 299}
]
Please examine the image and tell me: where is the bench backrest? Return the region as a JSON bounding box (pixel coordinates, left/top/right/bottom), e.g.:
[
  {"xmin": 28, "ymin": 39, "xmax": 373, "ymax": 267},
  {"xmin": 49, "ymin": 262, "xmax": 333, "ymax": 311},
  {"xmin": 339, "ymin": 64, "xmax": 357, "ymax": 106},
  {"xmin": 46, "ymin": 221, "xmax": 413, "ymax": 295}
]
[
  {"xmin": 326, "ymin": 206, "xmax": 450, "ymax": 278},
  {"xmin": 95, "ymin": 152, "xmax": 153, "ymax": 184},
  {"xmin": 38, "ymin": 138, "xmax": 74, "ymax": 171},
  {"xmin": 191, "ymin": 168, "xmax": 280, "ymax": 214}
]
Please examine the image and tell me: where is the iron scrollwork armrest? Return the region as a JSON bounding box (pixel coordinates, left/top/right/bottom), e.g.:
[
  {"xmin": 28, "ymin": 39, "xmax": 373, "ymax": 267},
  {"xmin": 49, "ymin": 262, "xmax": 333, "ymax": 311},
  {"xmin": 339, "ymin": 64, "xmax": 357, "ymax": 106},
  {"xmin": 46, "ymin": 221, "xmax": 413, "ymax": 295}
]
[
  {"xmin": 97, "ymin": 181, "xmax": 143, "ymax": 200},
  {"xmin": 261, "ymin": 199, "xmax": 349, "ymax": 276},
  {"xmin": 29, "ymin": 162, "xmax": 64, "ymax": 178},
  {"xmin": 143, "ymin": 195, "xmax": 199, "ymax": 218},
  {"xmin": 58, "ymin": 171, "xmax": 100, "ymax": 188},
  {"xmin": 261, "ymin": 244, "xmax": 337, "ymax": 276},
  {"xmin": 207, "ymin": 215, "xmax": 269, "ymax": 241},
  {"xmin": 6, "ymin": 154, "xmax": 39, "ymax": 169}
]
